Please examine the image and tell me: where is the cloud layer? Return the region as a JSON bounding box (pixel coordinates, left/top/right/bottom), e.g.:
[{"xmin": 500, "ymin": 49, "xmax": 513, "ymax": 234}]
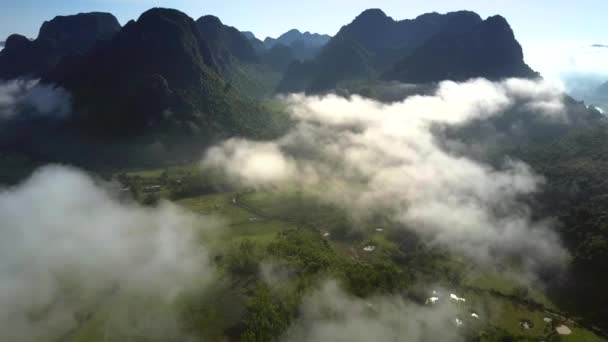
[
  {"xmin": 284, "ymin": 281, "xmax": 462, "ymax": 342},
  {"xmin": 203, "ymin": 78, "xmax": 569, "ymax": 269},
  {"xmin": 0, "ymin": 79, "xmax": 71, "ymax": 119},
  {"xmin": 0, "ymin": 165, "xmax": 215, "ymax": 340}
]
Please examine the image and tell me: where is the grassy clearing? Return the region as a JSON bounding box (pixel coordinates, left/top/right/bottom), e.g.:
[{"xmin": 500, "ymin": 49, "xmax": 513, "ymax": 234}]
[
  {"xmin": 462, "ymin": 270, "xmax": 556, "ymax": 309},
  {"xmin": 560, "ymin": 327, "xmax": 606, "ymax": 342},
  {"xmin": 89, "ymin": 166, "xmax": 607, "ymax": 341}
]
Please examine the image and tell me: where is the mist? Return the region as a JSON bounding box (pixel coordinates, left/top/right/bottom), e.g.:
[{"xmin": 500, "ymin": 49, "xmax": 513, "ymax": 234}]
[
  {"xmin": 283, "ymin": 281, "xmax": 462, "ymax": 342},
  {"xmin": 0, "ymin": 165, "xmax": 217, "ymax": 341},
  {"xmin": 0, "ymin": 79, "xmax": 71, "ymax": 119},
  {"xmin": 203, "ymin": 78, "xmax": 570, "ymax": 271}
]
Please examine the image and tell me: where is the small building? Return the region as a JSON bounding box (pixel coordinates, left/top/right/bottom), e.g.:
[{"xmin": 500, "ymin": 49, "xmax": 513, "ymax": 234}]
[
  {"xmin": 556, "ymin": 325, "xmax": 572, "ymax": 335},
  {"xmin": 425, "ymin": 297, "xmax": 440, "ymax": 305}
]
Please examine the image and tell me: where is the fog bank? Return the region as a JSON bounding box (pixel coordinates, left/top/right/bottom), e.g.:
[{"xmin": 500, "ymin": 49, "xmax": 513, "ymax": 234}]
[
  {"xmin": 0, "ymin": 165, "xmax": 216, "ymax": 340},
  {"xmin": 203, "ymin": 78, "xmax": 569, "ymax": 270}
]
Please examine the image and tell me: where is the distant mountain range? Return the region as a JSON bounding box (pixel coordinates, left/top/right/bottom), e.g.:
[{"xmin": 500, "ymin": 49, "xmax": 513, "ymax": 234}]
[
  {"xmin": 598, "ymin": 81, "xmax": 608, "ymax": 95},
  {"xmin": 0, "ymin": 6, "xmax": 545, "ymax": 161},
  {"xmin": 383, "ymin": 14, "xmax": 537, "ymax": 83},
  {"xmin": 241, "ymin": 28, "xmax": 331, "ymax": 63},
  {"xmin": 196, "ymin": 15, "xmax": 259, "ymax": 68},
  {"xmin": 279, "ymin": 9, "xmax": 537, "ymax": 93},
  {"xmin": 0, "ymin": 12, "xmax": 120, "ymax": 79},
  {"xmin": 42, "ymin": 8, "xmax": 285, "ymax": 140},
  {"xmin": 264, "ymin": 29, "xmax": 331, "ymax": 49},
  {"xmin": 594, "ymin": 81, "xmax": 608, "ymax": 110}
]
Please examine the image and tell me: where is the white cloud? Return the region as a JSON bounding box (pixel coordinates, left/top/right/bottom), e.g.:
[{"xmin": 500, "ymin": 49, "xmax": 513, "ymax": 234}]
[
  {"xmin": 284, "ymin": 281, "xmax": 462, "ymax": 342},
  {"xmin": 202, "ymin": 78, "xmax": 568, "ymax": 269},
  {"xmin": 0, "ymin": 79, "xmax": 71, "ymax": 119},
  {"xmin": 0, "ymin": 165, "xmax": 216, "ymax": 340}
]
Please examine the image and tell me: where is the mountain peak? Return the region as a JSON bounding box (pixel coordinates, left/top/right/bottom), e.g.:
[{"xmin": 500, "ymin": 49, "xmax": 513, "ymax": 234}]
[
  {"xmin": 264, "ymin": 29, "xmax": 331, "ymax": 50},
  {"xmin": 383, "ymin": 13, "xmax": 536, "ymax": 83},
  {"xmin": 485, "ymin": 14, "xmax": 509, "ymax": 26},
  {"xmin": 357, "ymin": 8, "xmax": 390, "ymax": 21},
  {"xmin": 42, "ymin": 7, "xmax": 225, "ymax": 136},
  {"xmin": 198, "ymin": 15, "xmax": 223, "ymax": 26},
  {"xmin": 285, "ymin": 29, "xmax": 302, "ymax": 35},
  {"xmin": 0, "ymin": 12, "xmax": 121, "ymax": 80},
  {"xmin": 4, "ymin": 34, "xmax": 31, "ymax": 49},
  {"xmin": 137, "ymin": 7, "xmax": 192, "ymax": 25},
  {"xmin": 241, "ymin": 31, "xmax": 257, "ymax": 40},
  {"xmin": 195, "ymin": 13, "xmax": 259, "ymax": 66},
  {"xmin": 38, "ymin": 12, "xmax": 120, "ymax": 43}
]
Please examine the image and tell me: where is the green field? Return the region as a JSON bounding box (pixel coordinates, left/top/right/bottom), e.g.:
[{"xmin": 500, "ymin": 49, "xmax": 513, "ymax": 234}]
[{"xmin": 45, "ymin": 166, "xmax": 606, "ymax": 341}]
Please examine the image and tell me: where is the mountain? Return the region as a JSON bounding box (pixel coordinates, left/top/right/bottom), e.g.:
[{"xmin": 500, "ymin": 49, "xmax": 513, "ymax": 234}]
[
  {"xmin": 190, "ymin": 19, "xmax": 285, "ymax": 98},
  {"xmin": 195, "ymin": 15, "xmax": 258, "ymax": 68},
  {"xmin": 262, "ymin": 29, "xmax": 331, "ymax": 61},
  {"xmin": 264, "ymin": 29, "xmax": 331, "ymax": 49},
  {"xmin": 384, "ymin": 15, "xmax": 538, "ymax": 83},
  {"xmin": 277, "ymin": 35, "xmax": 376, "ymax": 93},
  {"xmin": 598, "ymin": 81, "xmax": 608, "ymax": 95},
  {"xmin": 591, "ymin": 81, "xmax": 608, "ymax": 111},
  {"xmin": 279, "ymin": 9, "xmax": 536, "ymax": 93},
  {"xmin": 241, "ymin": 31, "xmax": 256, "ymax": 40},
  {"xmin": 0, "ymin": 12, "xmax": 120, "ymax": 80},
  {"xmin": 333, "ymin": 9, "xmax": 483, "ymax": 66},
  {"xmin": 262, "ymin": 44, "xmax": 296, "ymax": 71},
  {"xmin": 43, "ymin": 8, "xmax": 285, "ymax": 140},
  {"xmin": 240, "ymin": 31, "xmax": 265, "ymax": 54}
]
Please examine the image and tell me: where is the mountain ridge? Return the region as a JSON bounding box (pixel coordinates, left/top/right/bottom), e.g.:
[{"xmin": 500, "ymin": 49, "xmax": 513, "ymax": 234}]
[
  {"xmin": 0, "ymin": 12, "xmax": 121, "ymax": 79},
  {"xmin": 195, "ymin": 15, "xmax": 259, "ymax": 68},
  {"xmin": 263, "ymin": 28, "xmax": 331, "ymax": 49},
  {"xmin": 278, "ymin": 9, "xmax": 537, "ymax": 93},
  {"xmin": 383, "ymin": 14, "xmax": 538, "ymax": 83},
  {"xmin": 42, "ymin": 8, "xmax": 285, "ymax": 142}
]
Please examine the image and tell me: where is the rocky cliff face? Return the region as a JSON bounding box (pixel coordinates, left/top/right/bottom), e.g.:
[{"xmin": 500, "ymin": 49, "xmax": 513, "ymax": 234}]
[
  {"xmin": 0, "ymin": 12, "xmax": 120, "ymax": 79},
  {"xmin": 278, "ymin": 9, "xmax": 528, "ymax": 93},
  {"xmin": 196, "ymin": 15, "xmax": 259, "ymax": 68},
  {"xmin": 384, "ymin": 15, "xmax": 538, "ymax": 83},
  {"xmin": 41, "ymin": 8, "xmax": 286, "ymax": 142},
  {"xmin": 43, "ymin": 8, "xmax": 227, "ymax": 136}
]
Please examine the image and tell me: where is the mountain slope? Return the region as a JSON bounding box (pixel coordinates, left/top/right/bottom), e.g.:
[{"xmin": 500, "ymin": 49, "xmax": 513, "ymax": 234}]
[
  {"xmin": 262, "ymin": 29, "xmax": 331, "ymax": 61},
  {"xmin": 195, "ymin": 15, "xmax": 258, "ymax": 68},
  {"xmin": 384, "ymin": 15, "xmax": 538, "ymax": 83},
  {"xmin": 0, "ymin": 12, "xmax": 120, "ymax": 80},
  {"xmin": 278, "ymin": 9, "xmax": 538, "ymax": 93},
  {"xmin": 241, "ymin": 31, "xmax": 266, "ymax": 54},
  {"xmin": 597, "ymin": 81, "xmax": 608, "ymax": 96},
  {"xmin": 278, "ymin": 9, "xmax": 486, "ymax": 93},
  {"xmin": 43, "ymin": 8, "xmax": 285, "ymax": 140},
  {"xmin": 262, "ymin": 44, "xmax": 297, "ymax": 71},
  {"xmin": 264, "ymin": 29, "xmax": 331, "ymax": 49}
]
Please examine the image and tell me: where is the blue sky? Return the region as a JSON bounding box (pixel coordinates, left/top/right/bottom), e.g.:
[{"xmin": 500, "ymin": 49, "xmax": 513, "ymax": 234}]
[{"xmin": 1, "ymin": 0, "xmax": 607, "ymax": 78}]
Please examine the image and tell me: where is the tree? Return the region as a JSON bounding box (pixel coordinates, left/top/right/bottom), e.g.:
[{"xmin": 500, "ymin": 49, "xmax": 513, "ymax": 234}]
[{"xmin": 242, "ymin": 284, "xmax": 292, "ymax": 342}]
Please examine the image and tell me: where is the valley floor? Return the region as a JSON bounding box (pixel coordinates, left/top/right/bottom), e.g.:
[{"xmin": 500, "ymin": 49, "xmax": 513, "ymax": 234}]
[{"xmin": 50, "ymin": 164, "xmax": 607, "ymax": 342}]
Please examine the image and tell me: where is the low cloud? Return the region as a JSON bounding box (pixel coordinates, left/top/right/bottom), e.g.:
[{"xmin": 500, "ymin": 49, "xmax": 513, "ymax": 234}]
[
  {"xmin": 0, "ymin": 165, "xmax": 216, "ymax": 340},
  {"xmin": 283, "ymin": 281, "xmax": 462, "ymax": 342},
  {"xmin": 0, "ymin": 79, "xmax": 71, "ymax": 119},
  {"xmin": 203, "ymin": 78, "xmax": 569, "ymax": 270}
]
